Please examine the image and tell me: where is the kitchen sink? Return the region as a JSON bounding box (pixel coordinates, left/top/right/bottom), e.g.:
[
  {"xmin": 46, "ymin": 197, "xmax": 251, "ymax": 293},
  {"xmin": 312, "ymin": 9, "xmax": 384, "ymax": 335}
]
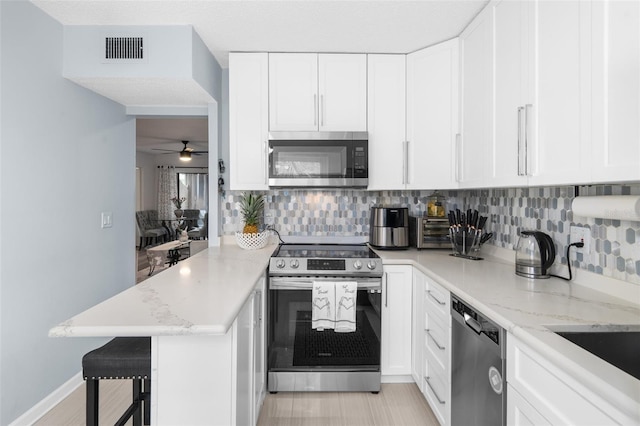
[{"xmin": 546, "ymin": 325, "xmax": 640, "ymax": 381}]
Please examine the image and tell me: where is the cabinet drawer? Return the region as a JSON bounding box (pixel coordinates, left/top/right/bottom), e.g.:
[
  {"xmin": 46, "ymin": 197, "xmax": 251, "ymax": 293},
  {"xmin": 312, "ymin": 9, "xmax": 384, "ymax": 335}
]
[
  {"xmin": 424, "ymin": 313, "xmax": 449, "ymax": 372},
  {"xmin": 423, "ymin": 363, "xmax": 449, "ymax": 425},
  {"xmin": 424, "ymin": 278, "xmax": 450, "ymax": 319}
]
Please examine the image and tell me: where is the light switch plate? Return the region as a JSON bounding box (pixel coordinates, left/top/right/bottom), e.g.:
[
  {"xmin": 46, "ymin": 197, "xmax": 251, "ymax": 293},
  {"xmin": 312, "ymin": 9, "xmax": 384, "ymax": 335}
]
[
  {"xmin": 101, "ymin": 211, "xmax": 113, "ymax": 228},
  {"xmin": 570, "ymin": 225, "xmax": 590, "ymax": 253}
]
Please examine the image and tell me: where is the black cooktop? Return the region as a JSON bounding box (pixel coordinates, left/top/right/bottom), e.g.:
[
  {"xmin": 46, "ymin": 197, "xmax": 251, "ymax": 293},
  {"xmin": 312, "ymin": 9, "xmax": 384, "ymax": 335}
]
[{"xmin": 272, "ymin": 243, "xmax": 379, "ymax": 259}]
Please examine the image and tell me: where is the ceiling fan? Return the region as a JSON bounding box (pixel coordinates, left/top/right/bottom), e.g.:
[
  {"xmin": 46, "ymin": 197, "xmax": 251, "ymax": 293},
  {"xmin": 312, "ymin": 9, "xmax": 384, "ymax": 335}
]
[{"xmin": 152, "ymin": 140, "xmax": 208, "ymax": 162}]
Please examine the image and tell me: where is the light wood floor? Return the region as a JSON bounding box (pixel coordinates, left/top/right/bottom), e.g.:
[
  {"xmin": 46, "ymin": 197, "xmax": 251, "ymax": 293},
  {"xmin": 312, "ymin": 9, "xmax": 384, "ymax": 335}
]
[{"xmin": 35, "ymin": 382, "xmax": 437, "ymax": 426}]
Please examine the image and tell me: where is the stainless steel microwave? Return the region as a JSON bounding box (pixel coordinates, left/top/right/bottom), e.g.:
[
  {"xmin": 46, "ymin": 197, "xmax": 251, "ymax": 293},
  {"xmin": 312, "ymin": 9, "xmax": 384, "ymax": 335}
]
[{"xmin": 268, "ymin": 132, "xmax": 368, "ymax": 188}]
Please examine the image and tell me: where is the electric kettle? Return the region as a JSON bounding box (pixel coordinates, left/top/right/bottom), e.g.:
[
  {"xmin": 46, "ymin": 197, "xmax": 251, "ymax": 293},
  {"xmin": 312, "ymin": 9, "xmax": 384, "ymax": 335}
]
[{"xmin": 515, "ymin": 231, "xmax": 556, "ymax": 279}]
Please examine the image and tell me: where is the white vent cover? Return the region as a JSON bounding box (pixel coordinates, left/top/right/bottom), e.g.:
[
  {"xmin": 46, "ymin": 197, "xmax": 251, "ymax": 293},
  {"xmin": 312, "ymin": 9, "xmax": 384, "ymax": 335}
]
[{"xmin": 104, "ymin": 36, "xmax": 144, "ymax": 62}]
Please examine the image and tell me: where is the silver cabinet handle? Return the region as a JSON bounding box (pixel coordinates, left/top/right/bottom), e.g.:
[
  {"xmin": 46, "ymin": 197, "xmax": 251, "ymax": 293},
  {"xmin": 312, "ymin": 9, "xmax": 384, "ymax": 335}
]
[
  {"xmin": 426, "ymin": 329, "xmax": 445, "ymax": 350},
  {"xmin": 314, "ymin": 94, "xmax": 317, "ymax": 127},
  {"xmin": 401, "ymin": 141, "xmax": 407, "ymax": 185},
  {"xmin": 264, "ymin": 140, "xmax": 269, "ymax": 185},
  {"xmin": 455, "ymin": 133, "xmax": 461, "ymax": 182},
  {"xmin": 320, "ymin": 94, "xmax": 324, "ymax": 127},
  {"xmin": 425, "ymin": 377, "xmax": 445, "ymax": 404},
  {"xmin": 524, "ymin": 104, "xmax": 532, "ymax": 176},
  {"xmin": 384, "ymin": 272, "xmax": 388, "ymax": 308},
  {"xmin": 517, "ymin": 106, "xmax": 525, "ymax": 176},
  {"xmin": 405, "ymin": 140, "xmax": 410, "ymax": 184},
  {"xmin": 427, "ymin": 290, "xmax": 445, "ymax": 306}
]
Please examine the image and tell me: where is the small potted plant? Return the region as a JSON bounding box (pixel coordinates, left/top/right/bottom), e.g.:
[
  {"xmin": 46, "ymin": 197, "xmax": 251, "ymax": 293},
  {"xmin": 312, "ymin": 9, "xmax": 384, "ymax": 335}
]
[
  {"xmin": 236, "ymin": 192, "xmax": 269, "ymax": 249},
  {"xmin": 171, "ymin": 196, "xmax": 186, "ymax": 218}
]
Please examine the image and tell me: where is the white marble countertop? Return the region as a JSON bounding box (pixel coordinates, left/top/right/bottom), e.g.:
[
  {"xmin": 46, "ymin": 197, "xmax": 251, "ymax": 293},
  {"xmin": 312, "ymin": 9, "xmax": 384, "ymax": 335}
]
[
  {"xmin": 374, "ymin": 247, "xmax": 640, "ymax": 422},
  {"xmin": 49, "ymin": 243, "xmax": 277, "ymax": 337}
]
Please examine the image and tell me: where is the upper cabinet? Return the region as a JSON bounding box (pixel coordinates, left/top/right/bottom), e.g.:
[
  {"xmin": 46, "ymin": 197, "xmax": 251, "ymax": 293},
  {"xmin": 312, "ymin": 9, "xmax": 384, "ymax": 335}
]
[
  {"xmin": 406, "ymin": 39, "xmax": 460, "ymax": 190},
  {"xmin": 590, "ymin": 0, "xmax": 640, "ymax": 183},
  {"xmin": 229, "ymin": 52, "xmax": 269, "ymax": 190},
  {"xmin": 459, "ymin": 6, "xmax": 494, "ymax": 188},
  {"xmin": 269, "ymin": 53, "xmax": 367, "ymax": 132},
  {"xmin": 367, "ymin": 54, "xmax": 407, "ymax": 190}
]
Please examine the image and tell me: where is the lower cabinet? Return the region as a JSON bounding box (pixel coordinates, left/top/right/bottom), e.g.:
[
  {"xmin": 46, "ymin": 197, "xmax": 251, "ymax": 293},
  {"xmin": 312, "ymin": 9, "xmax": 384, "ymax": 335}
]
[
  {"xmin": 421, "ymin": 274, "xmax": 451, "ymax": 426},
  {"xmin": 507, "ymin": 333, "xmax": 631, "ymax": 425},
  {"xmin": 235, "ymin": 276, "xmax": 266, "ymax": 426},
  {"xmin": 381, "ymin": 265, "xmax": 413, "ymax": 378}
]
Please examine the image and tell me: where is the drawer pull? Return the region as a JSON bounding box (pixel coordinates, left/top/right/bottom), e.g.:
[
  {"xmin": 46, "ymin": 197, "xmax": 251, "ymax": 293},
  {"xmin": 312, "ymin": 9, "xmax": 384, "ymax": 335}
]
[
  {"xmin": 427, "ymin": 290, "xmax": 445, "ymax": 306},
  {"xmin": 426, "ymin": 329, "xmax": 445, "ymax": 350},
  {"xmin": 425, "ymin": 376, "xmax": 445, "ymax": 404}
]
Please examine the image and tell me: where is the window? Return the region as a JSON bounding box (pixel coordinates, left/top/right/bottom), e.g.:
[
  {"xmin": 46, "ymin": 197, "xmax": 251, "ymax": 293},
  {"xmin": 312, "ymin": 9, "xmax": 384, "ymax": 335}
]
[{"xmin": 177, "ymin": 172, "xmax": 209, "ymax": 210}]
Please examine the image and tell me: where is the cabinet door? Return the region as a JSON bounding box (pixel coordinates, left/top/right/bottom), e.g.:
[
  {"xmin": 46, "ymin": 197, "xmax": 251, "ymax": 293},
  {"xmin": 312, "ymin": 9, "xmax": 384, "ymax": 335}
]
[
  {"xmin": 459, "ymin": 7, "xmax": 493, "ymax": 188},
  {"xmin": 234, "ymin": 292, "xmax": 255, "ymax": 426},
  {"xmin": 381, "ymin": 265, "xmax": 412, "ymax": 376},
  {"xmin": 367, "ymin": 54, "xmax": 406, "ymax": 190},
  {"xmin": 319, "ymin": 54, "xmax": 367, "ymax": 131},
  {"xmin": 253, "ymin": 278, "xmax": 266, "ymax": 423},
  {"xmin": 507, "ymin": 384, "xmax": 552, "ymax": 426},
  {"xmin": 412, "ymin": 269, "xmax": 426, "ymax": 388},
  {"xmin": 528, "ymin": 0, "xmax": 592, "ymax": 186},
  {"xmin": 406, "ymin": 39, "xmax": 459, "ymax": 190},
  {"xmin": 591, "ymin": 0, "xmax": 640, "ymax": 183},
  {"xmin": 229, "ymin": 53, "xmax": 269, "ymax": 190},
  {"xmin": 493, "ymin": 0, "xmax": 529, "ymax": 187},
  {"xmin": 269, "ymin": 53, "xmax": 318, "ymax": 131}
]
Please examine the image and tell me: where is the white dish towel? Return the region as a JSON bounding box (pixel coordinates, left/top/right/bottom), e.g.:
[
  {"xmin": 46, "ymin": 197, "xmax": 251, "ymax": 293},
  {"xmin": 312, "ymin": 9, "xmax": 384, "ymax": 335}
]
[
  {"xmin": 312, "ymin": 281, "xmax": 335, "ymax": 331},
  {"xmin": 335, "ymin": 281, "xmax": 358, "ymax": 333}
]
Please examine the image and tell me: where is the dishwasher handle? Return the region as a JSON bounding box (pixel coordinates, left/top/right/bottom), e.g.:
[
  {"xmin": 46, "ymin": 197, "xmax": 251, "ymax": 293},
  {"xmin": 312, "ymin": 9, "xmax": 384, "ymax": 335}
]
[{"xmin": 463, "ymin": 312, "xmax": 483, "ymax": 334}]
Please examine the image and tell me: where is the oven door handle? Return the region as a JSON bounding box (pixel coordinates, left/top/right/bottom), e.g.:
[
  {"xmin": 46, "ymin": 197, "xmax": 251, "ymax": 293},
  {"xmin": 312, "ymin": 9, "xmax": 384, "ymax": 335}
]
[{"xmin": 269, "ymin": 277, "xmax": 382, "ymax": 291}]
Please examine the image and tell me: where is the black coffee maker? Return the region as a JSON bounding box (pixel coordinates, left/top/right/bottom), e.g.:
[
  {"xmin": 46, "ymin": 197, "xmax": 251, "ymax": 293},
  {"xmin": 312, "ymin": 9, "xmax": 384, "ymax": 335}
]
[{"xmin": 515, "ymin": 231, "xmax": 556, "ymax": 279}]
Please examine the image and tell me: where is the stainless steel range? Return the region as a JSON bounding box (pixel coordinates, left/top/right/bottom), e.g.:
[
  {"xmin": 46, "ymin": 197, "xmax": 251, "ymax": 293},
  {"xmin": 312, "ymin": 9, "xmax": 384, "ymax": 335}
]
[{"xmin": 267, "ymin": 243, "xmax": 382, "ymax": 393}]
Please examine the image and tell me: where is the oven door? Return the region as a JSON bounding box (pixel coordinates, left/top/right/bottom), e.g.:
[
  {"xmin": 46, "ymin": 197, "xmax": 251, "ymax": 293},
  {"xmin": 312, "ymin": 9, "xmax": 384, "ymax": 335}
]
[{"xmin": 267, "ymin": 276, "xmax": 381, "ymax": 392}]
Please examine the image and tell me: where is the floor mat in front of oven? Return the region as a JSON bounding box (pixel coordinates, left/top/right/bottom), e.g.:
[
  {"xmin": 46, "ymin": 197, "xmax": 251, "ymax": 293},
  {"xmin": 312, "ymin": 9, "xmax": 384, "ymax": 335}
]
[{"xmin": 293, "ymin": 311, "xmax": 380, "ymax": 366}]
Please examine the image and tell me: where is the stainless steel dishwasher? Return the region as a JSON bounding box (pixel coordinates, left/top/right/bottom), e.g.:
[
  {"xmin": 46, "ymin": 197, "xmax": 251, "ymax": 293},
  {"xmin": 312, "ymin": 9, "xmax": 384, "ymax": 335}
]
[{"xmin": 451, "ymin": 295, "xmax": 506, "ymax": 426}]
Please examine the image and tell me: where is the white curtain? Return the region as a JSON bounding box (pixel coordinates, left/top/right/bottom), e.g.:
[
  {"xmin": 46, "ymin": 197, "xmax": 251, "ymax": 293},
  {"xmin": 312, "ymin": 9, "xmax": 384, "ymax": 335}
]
[{"xmin": 158, "ymin": 166, "xmax": 177, "ymax": 219}]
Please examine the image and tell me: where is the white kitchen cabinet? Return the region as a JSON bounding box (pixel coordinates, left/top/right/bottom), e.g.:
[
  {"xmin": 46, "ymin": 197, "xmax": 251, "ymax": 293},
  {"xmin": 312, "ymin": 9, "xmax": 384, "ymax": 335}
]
[
  {"xmin": 229, "ymin": 52, "xmax": 269, "ymax": 190},
  {"xmin": 491, "ymin": 0, "xmax": 591, "ymax": 187},
  {"xmin": 590, "ymin": 0, "xmax": 640, "ymax": 183},
  {"xmin": 421, "ymin": 275, "xmax": 451, "ymax": 426},
  {"xmin": 234, "ymin": 277, "xmax": 266, "ymax": 426},
  {"xmin": 459, "ymin": 6, "xmax": 493, "ymax": 187},
  {"xmin": 526, "ymin": 0, "xmax": 592, "ymax": 186},
  {"xmin": 381, "ymin": 264, "xmax": 413, "ymax": 379},
  {"xmin": 269, "ymin": 53, "xmax": 367, "ymax": 132},
  {"xmin": 411, "ymin": 268, "xmax": 426, "ymax": 389},
  {"xmin": 406, "ymin": 39, "xmax": 460, "ymax": 190},
  {"xmin": 367, "ymin": 54, "xmax": 407, "ymax": 190},
  {"xmin": 507, "ymin": 333, "xmax": 632, "ymax": 426},
  {"xmin": 507, "ymin": 384, "xmax": 552, "ymax": 426}
]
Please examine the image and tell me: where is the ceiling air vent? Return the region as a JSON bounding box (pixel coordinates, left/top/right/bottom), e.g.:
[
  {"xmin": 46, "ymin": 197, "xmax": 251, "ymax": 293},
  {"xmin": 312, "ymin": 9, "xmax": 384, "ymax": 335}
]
[{"xmin": 105, "ymin": 36, "xmax": 144, "ymax": 61}]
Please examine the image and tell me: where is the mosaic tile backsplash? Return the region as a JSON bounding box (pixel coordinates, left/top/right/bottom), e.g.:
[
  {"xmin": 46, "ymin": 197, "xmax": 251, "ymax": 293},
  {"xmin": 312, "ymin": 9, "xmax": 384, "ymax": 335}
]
[{"xmin": 221, "ymin": 184, "xmax": 640, "ymax": 286}]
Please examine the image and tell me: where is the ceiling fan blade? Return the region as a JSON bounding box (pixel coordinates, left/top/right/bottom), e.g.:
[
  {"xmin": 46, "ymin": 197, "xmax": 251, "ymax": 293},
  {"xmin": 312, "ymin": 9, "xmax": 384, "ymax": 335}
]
[{"xmin": 151, "ymin": 148, "xmax": 179, "ymax": 152}]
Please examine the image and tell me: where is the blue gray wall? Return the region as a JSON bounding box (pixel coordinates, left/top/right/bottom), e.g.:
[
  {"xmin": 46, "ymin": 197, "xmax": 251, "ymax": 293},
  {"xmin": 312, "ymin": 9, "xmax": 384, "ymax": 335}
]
[
  {"xmin": 1, "ymin": 3, "xmax": 135, "ymax": 423},
  {"xmin": 221, "ymin": 184, "xmax": 640, "ymax": 288}
]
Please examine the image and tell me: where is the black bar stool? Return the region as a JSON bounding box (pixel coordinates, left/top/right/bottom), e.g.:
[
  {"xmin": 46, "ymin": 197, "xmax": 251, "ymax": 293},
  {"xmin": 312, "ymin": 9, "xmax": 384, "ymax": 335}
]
[{"xmin": 82, "ymin": 337, "xmax": 151, "ymax": 426}]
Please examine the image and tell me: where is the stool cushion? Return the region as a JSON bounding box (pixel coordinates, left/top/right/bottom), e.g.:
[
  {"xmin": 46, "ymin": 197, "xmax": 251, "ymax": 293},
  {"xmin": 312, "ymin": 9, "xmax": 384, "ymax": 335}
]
[{"xmin": 83, "ymin": 337, "xmax": 151, "ymax": 380}]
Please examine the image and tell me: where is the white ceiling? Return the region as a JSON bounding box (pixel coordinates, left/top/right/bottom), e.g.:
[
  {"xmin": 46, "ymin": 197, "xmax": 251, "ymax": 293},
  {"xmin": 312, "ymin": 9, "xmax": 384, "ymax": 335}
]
[
  {"xmin": 136, "ymin": 117, "xmax": 209, "ymax": 154},
  {"xmin": 33, "ymin": 0, "xmax": 488, "ymax": 152},
  {"xmin": 31, "ymin": 0, "xmax": 488, "ymax": 68}
]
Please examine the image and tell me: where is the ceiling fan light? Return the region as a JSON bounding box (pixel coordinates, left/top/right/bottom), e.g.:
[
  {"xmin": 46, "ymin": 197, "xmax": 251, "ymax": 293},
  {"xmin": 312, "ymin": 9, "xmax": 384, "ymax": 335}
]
[{"xmin": 180, "ymin": 151, "xmax": 192, "ymax": 161}]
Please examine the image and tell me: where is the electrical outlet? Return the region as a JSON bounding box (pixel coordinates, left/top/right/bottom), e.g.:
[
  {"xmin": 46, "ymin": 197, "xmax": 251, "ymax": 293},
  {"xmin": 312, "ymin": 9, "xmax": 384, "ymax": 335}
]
[
  {"xmin": 101, "ymin": 211, "xmax": 113, "ymax": 229},
  {"xmin": 570, "ymin": 225, "xmax": 590, "ymax": 253}
]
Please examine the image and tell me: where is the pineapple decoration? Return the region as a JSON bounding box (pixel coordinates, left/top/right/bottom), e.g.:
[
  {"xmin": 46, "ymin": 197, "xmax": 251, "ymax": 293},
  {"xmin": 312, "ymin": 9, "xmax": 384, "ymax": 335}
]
[{"xmin": 239, "ymin": 192, "xmax": 265, "ymax": 234}]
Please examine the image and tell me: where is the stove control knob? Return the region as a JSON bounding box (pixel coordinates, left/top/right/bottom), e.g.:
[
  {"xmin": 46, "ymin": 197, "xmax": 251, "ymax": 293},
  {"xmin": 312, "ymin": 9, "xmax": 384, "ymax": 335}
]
[
  {"xmin": 290, "ymin": 259, "xmax": 299, "ymax": 269},
  {"xmin": 367, "ymin": 260, "xmax": 378, "ymax": 270},
  {"xmin": 353, "ymin": 260, "xmax": 363, "ymax": 270},
  {"xmin": 276, "ymin": 259, "xmax": 286, "ymax": 269}
]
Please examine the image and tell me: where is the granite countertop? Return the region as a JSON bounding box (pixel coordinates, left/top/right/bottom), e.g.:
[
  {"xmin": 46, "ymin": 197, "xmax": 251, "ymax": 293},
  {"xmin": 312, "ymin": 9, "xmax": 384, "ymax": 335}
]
[
  {"xmin": 374, "ymin": 247, "xmax": 640, "ymax": 422},
  {"xmin": 49, "ymin": 243, "xmax": 278, "ymax": 337}
]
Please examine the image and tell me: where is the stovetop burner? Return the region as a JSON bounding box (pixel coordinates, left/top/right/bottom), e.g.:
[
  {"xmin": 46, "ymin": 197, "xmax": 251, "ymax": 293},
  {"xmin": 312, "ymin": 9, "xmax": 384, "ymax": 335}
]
[{"xmin": 269, "ymin": 243, "xmax": 382, "ymax": 277}]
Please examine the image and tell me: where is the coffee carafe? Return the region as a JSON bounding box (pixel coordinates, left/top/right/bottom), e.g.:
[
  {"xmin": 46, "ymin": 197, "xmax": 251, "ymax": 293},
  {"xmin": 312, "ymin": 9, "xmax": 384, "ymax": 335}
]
[{"xmin": 515, "ymin": 231, "xmax": 556, "ymax": 279}]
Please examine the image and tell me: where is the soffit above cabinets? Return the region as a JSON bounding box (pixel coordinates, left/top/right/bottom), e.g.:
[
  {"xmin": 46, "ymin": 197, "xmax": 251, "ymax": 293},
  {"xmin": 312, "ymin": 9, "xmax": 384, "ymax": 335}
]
[{"xmin": 33, "ymin": 0, "xmax": 488, "ymax": 68}]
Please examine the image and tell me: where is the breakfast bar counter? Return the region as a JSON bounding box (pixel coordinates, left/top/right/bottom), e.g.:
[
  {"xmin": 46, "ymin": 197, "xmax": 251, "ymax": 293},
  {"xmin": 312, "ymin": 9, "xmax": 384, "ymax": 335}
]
[{"xmin": 50, "ymin": 243, "xmax": 277, "ymax": 426}]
